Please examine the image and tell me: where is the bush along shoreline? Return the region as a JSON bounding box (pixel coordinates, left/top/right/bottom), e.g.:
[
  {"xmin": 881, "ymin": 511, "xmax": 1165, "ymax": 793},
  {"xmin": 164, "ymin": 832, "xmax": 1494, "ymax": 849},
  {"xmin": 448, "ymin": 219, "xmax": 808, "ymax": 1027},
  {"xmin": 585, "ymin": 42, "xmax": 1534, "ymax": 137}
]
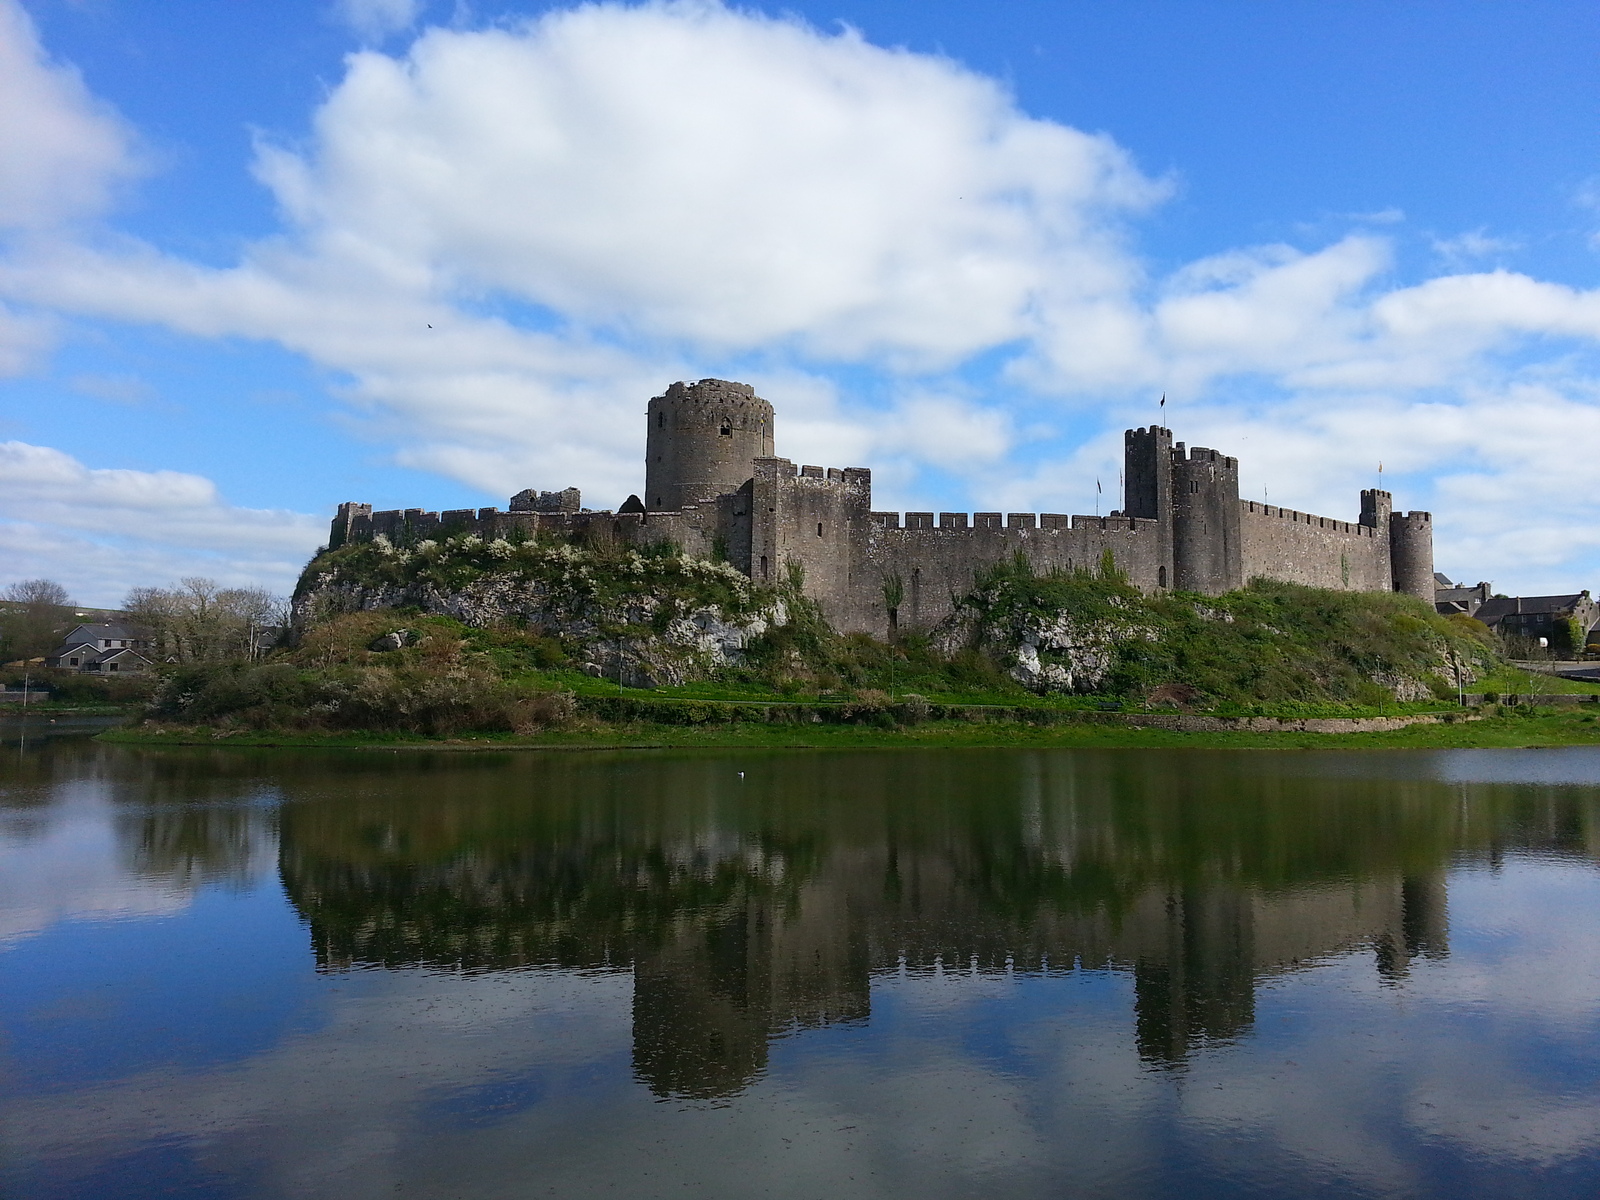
[{"xmin": 111, "ymin": 532, "xmax": 1600, "ymax": 747}]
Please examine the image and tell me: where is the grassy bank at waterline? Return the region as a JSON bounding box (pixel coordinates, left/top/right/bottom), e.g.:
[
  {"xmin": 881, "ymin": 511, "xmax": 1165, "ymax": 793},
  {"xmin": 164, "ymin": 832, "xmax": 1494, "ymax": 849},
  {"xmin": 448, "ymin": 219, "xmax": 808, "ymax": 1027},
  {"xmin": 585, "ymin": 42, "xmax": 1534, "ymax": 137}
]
[{"xmin": 101, "ymin": 704, "xmax": 1600, "ymax": 751}]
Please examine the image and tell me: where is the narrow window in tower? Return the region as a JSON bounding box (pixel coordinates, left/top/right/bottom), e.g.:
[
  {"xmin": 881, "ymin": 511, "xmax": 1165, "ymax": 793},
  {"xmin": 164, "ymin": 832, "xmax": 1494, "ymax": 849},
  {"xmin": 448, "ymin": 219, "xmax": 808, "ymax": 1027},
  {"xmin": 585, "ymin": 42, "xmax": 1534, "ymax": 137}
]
[
  {"xmin": 1159, "ymin": 565, "xmax": 1167, "ymax": 588},
  {"xmin": 720, "ymin": 421, "xmax": 732, "ymax": 436},
  {"xmin": 760, "ymin": 555, "xmax": 768, "ymax": 578},
  {"xmin": 658, "ymin": 412, "xmax": 664, "ymax": 427},
  {"xmin": 816, "ymin": 522, "xmax": 824, "ymax": 537}
]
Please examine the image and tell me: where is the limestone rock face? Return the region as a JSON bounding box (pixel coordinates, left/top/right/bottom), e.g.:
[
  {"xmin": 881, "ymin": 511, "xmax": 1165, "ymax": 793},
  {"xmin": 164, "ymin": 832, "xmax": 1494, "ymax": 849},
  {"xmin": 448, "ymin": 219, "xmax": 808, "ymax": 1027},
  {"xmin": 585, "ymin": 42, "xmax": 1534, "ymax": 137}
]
[
  {"xmin": 294, "ymin": 576, "xmax": 785, "ymax": 689},
  {"xmin": 933, "ymin": 606, "xmax": 1157, "ymax": 694},
  {"xmin": 1369, "ymin": 671, "xmax": 1437, "ymax": 703}
]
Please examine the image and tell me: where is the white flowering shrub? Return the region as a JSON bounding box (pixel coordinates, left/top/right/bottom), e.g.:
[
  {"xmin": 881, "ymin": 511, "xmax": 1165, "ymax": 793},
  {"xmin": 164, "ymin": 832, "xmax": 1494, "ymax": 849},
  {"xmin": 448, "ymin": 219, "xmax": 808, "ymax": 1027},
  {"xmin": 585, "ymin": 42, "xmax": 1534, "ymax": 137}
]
[{"xmin": 298, "ymin": 530, "xmax": 770, "ymax": 623}]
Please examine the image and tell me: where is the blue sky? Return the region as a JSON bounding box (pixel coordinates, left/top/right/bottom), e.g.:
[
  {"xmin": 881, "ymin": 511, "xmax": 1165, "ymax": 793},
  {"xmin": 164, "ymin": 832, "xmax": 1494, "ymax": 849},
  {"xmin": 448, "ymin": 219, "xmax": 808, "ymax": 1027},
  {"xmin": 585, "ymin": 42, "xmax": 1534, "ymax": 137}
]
[{"xmin": 2, "ymin": 0, "xmax": 1598, "ymax": 606}]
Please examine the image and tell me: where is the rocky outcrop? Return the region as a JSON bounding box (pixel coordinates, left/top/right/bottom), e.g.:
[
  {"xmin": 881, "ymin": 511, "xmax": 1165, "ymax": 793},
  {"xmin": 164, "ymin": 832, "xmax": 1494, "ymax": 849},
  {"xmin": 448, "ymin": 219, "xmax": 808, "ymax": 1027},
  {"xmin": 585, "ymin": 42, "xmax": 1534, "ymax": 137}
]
[
  {"xmin": 294, "ymin": 571, "xmax": 785, "ymax": 689},
  {"xmin": 933, "ymin": 604, "xmax": 1158, "ymax": 693}
]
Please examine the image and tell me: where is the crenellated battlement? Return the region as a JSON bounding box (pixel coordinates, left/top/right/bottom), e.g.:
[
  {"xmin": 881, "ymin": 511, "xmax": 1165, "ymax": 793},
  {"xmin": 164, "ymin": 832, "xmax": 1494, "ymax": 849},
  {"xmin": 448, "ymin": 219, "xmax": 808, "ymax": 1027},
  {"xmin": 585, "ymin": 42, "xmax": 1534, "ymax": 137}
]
[
  {"xmin": 658, "ymin": 378, "xmax": 763, "ymax": 406},
  {"xmin": 1171, "ymin": 443, "xmax": 1238, "ymax": 472},
  {"xmin": 868, "ymin": 511, "xmax": 1153, "ymax": 534},
  {"xmin": 754, "ymin": 457, "xmax": 871, "ymax": 490},
  {"xmin": 1242, "ymin": 501, "xmax": 1377, "ymax": 537}
]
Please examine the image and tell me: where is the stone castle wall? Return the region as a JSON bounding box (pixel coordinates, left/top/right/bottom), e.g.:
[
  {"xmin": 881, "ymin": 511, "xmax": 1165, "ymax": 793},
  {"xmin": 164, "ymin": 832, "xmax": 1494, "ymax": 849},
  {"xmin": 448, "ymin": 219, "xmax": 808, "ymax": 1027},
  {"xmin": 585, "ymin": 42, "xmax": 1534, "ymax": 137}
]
[
  {"xmin": 857, "ymin": 513, "xmax": 1166, "ymax": 634},
  {"xmin": 325, "ymin": 379, "xmax": 1435, "ymax": 638},
  {"xmin": 1239, "ymin": 501, "xmax": 1392, "ymax": 591},
  {"xmin": 327, "ymin": 500, "xmax": 724, "ymax": 562}
]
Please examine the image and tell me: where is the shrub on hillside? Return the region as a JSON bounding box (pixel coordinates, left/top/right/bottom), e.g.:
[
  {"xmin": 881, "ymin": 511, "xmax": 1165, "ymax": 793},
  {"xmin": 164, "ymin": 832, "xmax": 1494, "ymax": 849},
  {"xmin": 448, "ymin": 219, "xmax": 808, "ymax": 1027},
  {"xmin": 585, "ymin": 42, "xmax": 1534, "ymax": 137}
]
[{"xmin": 148, "ymin": 654, "xmax": 576, "ymax": 736}]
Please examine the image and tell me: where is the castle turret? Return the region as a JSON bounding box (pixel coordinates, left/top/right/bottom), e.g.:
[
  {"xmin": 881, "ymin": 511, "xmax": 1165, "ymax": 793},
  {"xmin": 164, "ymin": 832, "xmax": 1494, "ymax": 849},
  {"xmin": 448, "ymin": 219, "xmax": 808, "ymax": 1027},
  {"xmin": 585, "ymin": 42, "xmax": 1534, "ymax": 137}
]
[
  {"xmin": 328, "ymin": 501, "xmax": 372, "ymax": 550},
  {"xmin": 1360, "ymin": 488, "xmax": 1392, "ymax": 532},
  {"xmin": 1171, "ymin": 444, "xmax": 1242, "ymax": 594},
  {"xmin": 1389, "ymin": 510, "xmax": 1434, "ymax": 603},
  {"xmin": 645, "ymin": 379, "xmax": 776, "ymax": 512},
  {"xmin": 1124, "ymin": 425, "xmax": 1175, "ymax": 588}
]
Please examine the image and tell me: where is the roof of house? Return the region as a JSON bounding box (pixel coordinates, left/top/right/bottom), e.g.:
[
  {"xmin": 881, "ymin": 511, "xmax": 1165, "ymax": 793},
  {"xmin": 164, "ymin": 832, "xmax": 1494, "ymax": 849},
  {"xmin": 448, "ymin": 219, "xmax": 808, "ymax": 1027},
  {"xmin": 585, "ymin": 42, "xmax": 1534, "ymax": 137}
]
[
  {"xmin": 96, "ymin": 647, "xmax": 153, "ymax": 664},
  {"xmin": 48, "ymin": 643, "xmax": 153, "ymax": 667},
  {"xmin": 1474, "ymin": 594, "xmax": 1589, "ymax": 625},
  {"xmin": 1434, "ymin": 572, "xmax": 1455, "ymax": 588},
  {"xmin": 60, "ymin": 622, "xmax": 145, "ymax": 643}
]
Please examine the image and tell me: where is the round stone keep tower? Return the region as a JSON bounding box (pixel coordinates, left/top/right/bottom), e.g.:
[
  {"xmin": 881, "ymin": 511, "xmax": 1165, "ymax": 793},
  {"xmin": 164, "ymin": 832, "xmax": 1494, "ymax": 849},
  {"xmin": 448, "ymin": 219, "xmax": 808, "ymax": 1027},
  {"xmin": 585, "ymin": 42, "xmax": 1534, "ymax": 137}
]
[
  {"xmin": 1171, "ymin": 443, "xmax": 1243, "ymax": 594},
  {"xmin": 644, "ymin": 379, "xmax": 775, "ymax": 512},
  {"xmin": 1389, "ymin": 511, "xmax": 1435, "ymax": 603}
]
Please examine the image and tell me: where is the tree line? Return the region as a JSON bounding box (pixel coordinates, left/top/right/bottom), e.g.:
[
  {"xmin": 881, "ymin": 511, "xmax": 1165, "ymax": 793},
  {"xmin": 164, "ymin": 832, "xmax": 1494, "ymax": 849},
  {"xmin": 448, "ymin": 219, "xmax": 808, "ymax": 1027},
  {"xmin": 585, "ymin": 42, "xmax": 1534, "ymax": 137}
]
[{"xmin": 1, "ymin": 577, "xmax": 288, "ymax": 667}]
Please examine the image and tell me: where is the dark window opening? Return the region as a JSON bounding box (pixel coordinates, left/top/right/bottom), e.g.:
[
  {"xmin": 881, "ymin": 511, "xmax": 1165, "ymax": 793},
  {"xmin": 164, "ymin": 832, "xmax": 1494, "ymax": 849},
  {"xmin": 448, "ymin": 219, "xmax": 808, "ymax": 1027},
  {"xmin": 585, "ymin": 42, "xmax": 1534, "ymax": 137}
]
[
  {"xmin": 760, "ymin": 555, "xmax": 768, "ymax": 578},
  {"xmin": 69, "ymin": 658, "xmax": 78, "ymax": 666},
  {"xmin": 816, "ymin": 522, "xmax": 824, "ymax": 537},
  {"xmin": 658, "ymin": 412, "xmax": 664, "ymax": 427},
  {"xmin": 720, "ymin": 422, "xmax": 732, "ymax": 436},
  {"xmin": 109, "ymin": 663, "xmax": 119, "ymax": 672},
  {"xmin": 1158, "ymin": 565, "xmax": 1167, "ymax": 588}
]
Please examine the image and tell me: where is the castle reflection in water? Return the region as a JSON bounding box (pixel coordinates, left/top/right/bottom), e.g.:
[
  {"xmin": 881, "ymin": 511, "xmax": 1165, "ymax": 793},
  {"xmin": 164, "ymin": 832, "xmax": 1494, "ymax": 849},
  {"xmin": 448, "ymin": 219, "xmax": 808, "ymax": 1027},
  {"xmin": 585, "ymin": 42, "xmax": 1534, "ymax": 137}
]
[{"xmin": 101, "ymin": 747, "xmax": 1600, "ymax": 1099}]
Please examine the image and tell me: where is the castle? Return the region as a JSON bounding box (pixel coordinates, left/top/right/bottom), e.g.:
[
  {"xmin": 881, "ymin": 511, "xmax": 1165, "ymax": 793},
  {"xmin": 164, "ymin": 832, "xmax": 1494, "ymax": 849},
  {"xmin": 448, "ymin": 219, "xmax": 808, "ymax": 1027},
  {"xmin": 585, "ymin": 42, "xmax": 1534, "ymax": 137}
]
[{"xmin": 328, "ymin": 378, "xmax": 1434, "ymax": 635}]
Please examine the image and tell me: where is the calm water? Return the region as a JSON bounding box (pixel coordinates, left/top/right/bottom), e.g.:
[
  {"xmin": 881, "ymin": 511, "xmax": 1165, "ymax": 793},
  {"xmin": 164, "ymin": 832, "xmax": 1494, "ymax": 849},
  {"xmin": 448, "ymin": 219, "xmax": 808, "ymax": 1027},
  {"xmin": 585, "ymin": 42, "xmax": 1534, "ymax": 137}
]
[{"xmin": 3, "ymin": 731, "xmax": 1600, "ymax": 1199}]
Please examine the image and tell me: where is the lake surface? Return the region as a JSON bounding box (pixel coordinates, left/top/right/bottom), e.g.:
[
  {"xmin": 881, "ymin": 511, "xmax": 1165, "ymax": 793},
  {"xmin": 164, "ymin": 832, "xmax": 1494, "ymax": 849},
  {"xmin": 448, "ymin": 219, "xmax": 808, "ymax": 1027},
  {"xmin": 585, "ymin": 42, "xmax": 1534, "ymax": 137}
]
[{"xmin": 3, "ymin": 730, "xmax": 1600, "ymax": 1198}]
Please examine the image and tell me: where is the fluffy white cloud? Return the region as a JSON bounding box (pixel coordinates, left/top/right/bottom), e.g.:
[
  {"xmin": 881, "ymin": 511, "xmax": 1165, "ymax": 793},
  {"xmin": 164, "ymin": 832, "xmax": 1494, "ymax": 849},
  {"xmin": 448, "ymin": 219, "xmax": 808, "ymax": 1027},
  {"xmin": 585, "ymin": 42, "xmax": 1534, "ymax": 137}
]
[
  {"xmin": 256, "ymin": 3, "xmax": 1161, "ymax": 362},
  {"xmin": 0, "ymin": 442, "xmax": 324, "ymax": 605},
  {"xmin": 0, "ymin": 0, "xmax": 135, "ymax": 232},
  {"xmin": 334, "ymin": 0, "xmax": 422, "ymax": 41},
  {"xmin": 1430, "ymin": 228, "xmax": 1520, "ymax": 269}
]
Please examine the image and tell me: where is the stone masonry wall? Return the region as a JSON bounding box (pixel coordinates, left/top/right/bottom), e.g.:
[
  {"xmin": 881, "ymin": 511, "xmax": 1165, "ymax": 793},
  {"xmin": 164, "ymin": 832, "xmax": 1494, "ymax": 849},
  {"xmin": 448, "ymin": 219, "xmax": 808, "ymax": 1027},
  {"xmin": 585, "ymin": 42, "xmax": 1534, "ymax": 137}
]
[
  {"xmin": 1389, "ymin": 511, "xmax": 1435, "ymax": 602},
  {"xmin": 749, "ymin": 458, "xmax": 873, "ymax": 629},
  {"xmin": 328, "ymin": 501, "xmax": 721, "ymax": 561},
  {"xmin": 1239, "ymin": 502, "xmax": 1392, "ymax": 592},
  {"xmin": 852, "ymin": 513, "xmax": 1165, "ymax": 638}
]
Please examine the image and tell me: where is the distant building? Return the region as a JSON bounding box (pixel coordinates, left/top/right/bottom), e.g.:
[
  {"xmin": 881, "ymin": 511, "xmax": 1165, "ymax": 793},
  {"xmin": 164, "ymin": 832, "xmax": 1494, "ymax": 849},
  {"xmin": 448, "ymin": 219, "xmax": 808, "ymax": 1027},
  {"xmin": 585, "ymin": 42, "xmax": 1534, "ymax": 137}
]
[
  {"xmin": 1472, "ymin": 592, "xmax": 1600, "ymax": 651},
  {"xmin": 1434, "ymin": 574, "xmax": 1492, "ymax": 618},
  {"xmin": 46, "ymin": 623, "xmax": 155, "ymax": 674}
]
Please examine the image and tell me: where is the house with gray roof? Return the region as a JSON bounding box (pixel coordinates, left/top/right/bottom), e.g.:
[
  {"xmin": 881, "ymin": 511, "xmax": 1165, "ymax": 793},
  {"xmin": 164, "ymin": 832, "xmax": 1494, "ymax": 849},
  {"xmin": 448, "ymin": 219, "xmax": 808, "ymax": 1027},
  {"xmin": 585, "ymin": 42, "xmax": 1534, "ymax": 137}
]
[
  {"xmin": 46, "ymin": 623, "xmax": 155, "ymax": 674},
  {"xmin": 1471, "ymin": 592, "xmax": 1600, "ymax": 652},
  {"xmin": 1434, "ymin": 574, "xmax": 1493, "ymax": 618}
]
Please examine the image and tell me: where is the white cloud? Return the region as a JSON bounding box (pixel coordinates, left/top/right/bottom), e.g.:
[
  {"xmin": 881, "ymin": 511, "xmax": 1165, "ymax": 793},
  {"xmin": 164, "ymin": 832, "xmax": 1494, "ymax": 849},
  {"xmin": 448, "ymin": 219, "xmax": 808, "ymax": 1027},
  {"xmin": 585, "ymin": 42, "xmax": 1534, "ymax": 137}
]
[
  {"xmin": 877, "ymin": 393, "xmax": 1013, "ymax": 471},
  {"xmin": 67, "ymin": 371, "xmax": 156, "ymax": 406},
  {"xmin": 334, "ymin": 0, "xmax": 422, "ymax": 41},
  {"xmin": 255, "ymin": 3, "xmax": 1162, "ymax": 363},
  {"xmin": 0, "ymin": 299, "xmax": 53, "ymax": 375},
  {"xmin": 0, "ymin": 788, "xmax": 194, "ymax": 945},
  {"xmin": 0, "ymin": 442, "xmax": 324, "ymax": 605},
  {"xmin": 1430, "ymin": 228, "xmax": 1519, "ymax": 269},
  {"xmin": 0, "ymin": 0, "xmax": 136, "ymax": 231},
  {"xmin": 1154, "ymin": 236, "xmax": 1389, "ymax": 387}
]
